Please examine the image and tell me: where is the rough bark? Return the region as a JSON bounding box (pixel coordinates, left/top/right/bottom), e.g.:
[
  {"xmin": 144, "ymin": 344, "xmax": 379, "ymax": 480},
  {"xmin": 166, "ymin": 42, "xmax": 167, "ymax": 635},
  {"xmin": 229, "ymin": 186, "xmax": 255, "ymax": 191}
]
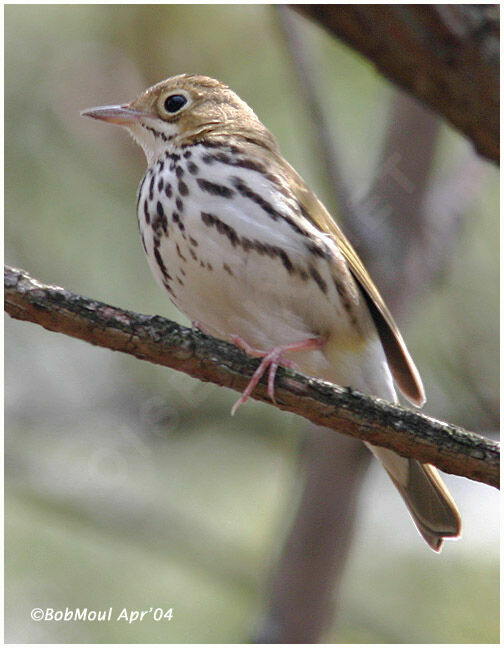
[
  {"xmin": 295, "ymin": 4, "xmax": 499, "ymax": 163},
  {"xmin": 5, "ymin": 265, "xmax": 499, "ymax": 488}
]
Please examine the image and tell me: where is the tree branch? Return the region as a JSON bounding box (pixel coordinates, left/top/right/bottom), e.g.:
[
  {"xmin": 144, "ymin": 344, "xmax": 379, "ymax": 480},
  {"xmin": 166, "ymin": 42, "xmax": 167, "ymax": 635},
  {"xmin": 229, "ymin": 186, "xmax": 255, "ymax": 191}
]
[
  {"xmin": 294, "ymin": 4, "xmax": 499, "ymax": 163},
  {"xmin": 5, "ymin": 265, "xmax": 499, "ymax": 488}
]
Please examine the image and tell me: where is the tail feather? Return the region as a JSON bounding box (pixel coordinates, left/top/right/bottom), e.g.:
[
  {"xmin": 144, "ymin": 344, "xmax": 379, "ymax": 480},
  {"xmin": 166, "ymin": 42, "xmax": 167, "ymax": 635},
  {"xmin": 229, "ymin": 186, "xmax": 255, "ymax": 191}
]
[{"xmin": 369, "ymin": 445, "xmax": 461, "ymax": 551}]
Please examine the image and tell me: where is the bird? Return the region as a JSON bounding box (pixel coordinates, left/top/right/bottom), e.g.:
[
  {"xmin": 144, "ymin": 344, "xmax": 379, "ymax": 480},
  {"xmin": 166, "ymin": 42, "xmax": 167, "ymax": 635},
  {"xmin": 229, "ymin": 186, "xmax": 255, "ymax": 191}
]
[{"xmin": 82, "ymin": 73, "xmax": 461, "ymax": 551}]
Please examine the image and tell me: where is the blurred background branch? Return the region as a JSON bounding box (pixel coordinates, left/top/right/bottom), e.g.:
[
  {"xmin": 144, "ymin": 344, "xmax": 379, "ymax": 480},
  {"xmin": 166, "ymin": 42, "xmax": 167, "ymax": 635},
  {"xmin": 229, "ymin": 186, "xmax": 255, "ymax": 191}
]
[
  {"xmin": 294, "ymin": 4, "xmax": 500, "ymax": 163},
  {"xmin": 257, "ymin": 6, "xmax": 497, "ymax": 642}
]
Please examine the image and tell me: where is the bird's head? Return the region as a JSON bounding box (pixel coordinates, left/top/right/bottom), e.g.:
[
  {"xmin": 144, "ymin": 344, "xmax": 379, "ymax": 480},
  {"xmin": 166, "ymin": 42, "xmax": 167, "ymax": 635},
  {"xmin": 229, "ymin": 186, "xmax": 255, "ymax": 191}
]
[{"xmin": 82, "ymin": 73, "xmax": 277, "ymax": 166}]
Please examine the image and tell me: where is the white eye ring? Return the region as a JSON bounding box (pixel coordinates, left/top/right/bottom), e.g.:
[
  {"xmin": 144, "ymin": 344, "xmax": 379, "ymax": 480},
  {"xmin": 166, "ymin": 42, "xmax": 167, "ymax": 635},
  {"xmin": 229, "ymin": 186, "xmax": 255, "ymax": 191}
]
[{"xmin": 159, "ymin": 91, "xmax": 191, "ymax": 116}]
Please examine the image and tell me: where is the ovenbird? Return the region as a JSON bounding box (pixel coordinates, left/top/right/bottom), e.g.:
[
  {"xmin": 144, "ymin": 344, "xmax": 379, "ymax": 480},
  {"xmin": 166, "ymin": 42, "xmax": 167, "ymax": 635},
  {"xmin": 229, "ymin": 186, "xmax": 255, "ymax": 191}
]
[{"xmin": 82, "ymin": 73, "xmax": 461, "ymax": 550}]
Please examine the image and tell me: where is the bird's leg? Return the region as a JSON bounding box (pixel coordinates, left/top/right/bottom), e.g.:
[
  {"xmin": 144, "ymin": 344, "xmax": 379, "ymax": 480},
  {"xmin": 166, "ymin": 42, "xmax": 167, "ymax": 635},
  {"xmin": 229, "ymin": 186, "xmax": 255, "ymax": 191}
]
[
  {"xmin": 230, "ymin": 335, "xmax": 325, "ymax": 415},
  {"xmin": 192, "ymin": 320, "xmax": 212, "ymax": 335}
]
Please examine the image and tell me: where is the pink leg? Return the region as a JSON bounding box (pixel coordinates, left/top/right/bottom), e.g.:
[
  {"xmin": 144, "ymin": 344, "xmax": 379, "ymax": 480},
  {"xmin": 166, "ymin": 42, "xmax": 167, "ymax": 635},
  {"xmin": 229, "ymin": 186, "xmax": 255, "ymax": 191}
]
[
  {"xmin": 230, "ymin": 336, "xmax": 325, "ymax": 416},
  {"xmin": 192, "ymin": 320, "xmax": 212, "ymax": 335}
]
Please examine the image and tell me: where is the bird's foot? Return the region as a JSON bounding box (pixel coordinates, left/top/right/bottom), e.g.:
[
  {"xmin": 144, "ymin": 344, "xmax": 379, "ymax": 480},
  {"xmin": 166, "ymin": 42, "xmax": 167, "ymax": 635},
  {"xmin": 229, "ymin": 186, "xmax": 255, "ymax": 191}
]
[
  {"xmin": 230, "ymin": 335, "xmax": 324, "ymax": 415},
  {"xmin": 192, "ymin": 320, "xmax": 212, "ymax": 335}
]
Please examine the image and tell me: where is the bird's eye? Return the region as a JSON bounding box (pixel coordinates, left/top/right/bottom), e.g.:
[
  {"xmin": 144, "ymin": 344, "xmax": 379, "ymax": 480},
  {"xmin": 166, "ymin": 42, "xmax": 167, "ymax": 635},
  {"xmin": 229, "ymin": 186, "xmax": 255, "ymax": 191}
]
[{"xmin": 163, "ymin": 94, "xmax": 187, "ymax": 113}]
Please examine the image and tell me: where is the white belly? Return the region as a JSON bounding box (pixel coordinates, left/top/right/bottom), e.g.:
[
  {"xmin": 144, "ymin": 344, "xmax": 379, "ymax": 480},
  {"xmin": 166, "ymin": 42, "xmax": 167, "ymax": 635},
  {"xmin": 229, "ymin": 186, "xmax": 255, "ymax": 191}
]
[{"xmin": 137, "ymin": 144, "xmax": 394, "ymax": 401}]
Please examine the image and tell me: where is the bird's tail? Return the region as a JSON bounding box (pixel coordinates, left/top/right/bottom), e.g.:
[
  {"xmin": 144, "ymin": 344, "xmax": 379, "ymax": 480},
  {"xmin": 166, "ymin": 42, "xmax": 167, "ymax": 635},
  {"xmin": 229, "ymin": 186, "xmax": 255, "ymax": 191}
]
[{"xmin": 368, "ymin": 445, "xmax": 461, "ymax": 551}]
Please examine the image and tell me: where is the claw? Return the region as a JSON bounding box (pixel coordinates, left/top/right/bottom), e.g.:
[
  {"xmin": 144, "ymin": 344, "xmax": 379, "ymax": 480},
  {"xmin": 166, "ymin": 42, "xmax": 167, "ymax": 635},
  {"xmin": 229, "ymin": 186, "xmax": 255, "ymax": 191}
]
[{"xmin": 230, "ymin": 336, "xmax": 324, "ymax": 415}]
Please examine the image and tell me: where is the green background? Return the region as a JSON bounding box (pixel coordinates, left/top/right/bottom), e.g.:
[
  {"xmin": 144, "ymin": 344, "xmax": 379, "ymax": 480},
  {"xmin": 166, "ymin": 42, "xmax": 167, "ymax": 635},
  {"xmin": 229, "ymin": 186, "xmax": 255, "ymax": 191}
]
[{"xmin": 5, "ymin": 5, "xmax": 498, "ymax": 643}]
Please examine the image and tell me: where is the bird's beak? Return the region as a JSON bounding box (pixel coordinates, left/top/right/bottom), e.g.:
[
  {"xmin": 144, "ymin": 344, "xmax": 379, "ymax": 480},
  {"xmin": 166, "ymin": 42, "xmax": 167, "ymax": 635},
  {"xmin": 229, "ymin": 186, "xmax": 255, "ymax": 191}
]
[{"xmin": 81, "ymin": 104, "xmax": 150, "ymax": 125}]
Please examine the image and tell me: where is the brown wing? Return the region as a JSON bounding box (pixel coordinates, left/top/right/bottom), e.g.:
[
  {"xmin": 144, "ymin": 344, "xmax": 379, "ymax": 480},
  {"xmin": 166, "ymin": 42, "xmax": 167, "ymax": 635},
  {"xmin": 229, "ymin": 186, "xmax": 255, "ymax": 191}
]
[{"xmin": 291, "ymin": 170, "xmax": 426, "ymax": 407}]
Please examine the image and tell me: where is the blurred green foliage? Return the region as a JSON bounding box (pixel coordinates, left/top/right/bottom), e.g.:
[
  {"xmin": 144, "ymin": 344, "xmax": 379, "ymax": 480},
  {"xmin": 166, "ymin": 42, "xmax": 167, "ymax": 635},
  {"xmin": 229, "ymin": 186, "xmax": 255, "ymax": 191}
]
[{"xmin": 5, "ymin": 5, "xmax": 498, "ymax": 643}]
